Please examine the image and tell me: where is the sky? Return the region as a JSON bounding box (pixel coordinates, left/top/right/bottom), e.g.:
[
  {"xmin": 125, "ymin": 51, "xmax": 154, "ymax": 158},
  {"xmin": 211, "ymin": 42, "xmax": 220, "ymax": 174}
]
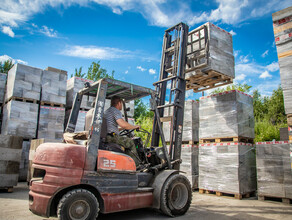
[{"xmin": 0, "ymin": 0, "xmax": 291, "ymax": 100}]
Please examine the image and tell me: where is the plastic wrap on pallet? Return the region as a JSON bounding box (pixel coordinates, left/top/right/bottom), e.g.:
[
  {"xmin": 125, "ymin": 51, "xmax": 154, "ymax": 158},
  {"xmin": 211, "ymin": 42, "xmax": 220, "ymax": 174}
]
[
  {"xmin": 199, "ymin": 90, "xmax": 254, "ymax": 139},
  {"xmin": 0, "ymin": 73, "xmax": 7, "ymax": 104},
  {"xmin": 283, "ymin": 89, "xmax": 292, "ymax": 114},
  {"xmin": 0, "ymin": 135, "xmax": 23, "ymax": 188},
  {"xmin": 256, "ymin": 141, "xmax": 292, "ymax": 199},
  {"xmin": 18, "ymin": 140, "xmax": 30, "ymax": 181},
  {"xmin": 163, "ymin": 100, "xmax": 199, "ymax": 142},
  {"xmin": 186, "ymin": 22, "xmax": 234, "ymax": 79},
  {"xmin": 278, "ymin": 56, "xmax": 292, "ymax": 90},
  {"xmin": 38, "ymin": 106, "xmax": 65, "ymax": 140},
  {"xmin": 41, "ymin": 69, "xmax": 67, "ymax": 105},
  {"xmin": 1, "ymin": 100, "xmax": 38, "ymax": 139},
  {"xmin": 5, "ymin": 63, "xmax": 42, "ymax": 101},
  {"xmin": 199, "ymin": 142, "xmax": 256, "ymax": 194}
]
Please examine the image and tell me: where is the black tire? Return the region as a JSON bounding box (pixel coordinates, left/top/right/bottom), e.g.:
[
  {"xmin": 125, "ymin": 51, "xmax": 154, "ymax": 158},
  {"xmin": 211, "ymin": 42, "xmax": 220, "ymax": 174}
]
[
  {"xmin": 57, "ymin": 189, "xmax": 99, "ymax": 220},
  {"xmin": 160, "ymin": 174, "xmax": 192, "ymax": 217}
]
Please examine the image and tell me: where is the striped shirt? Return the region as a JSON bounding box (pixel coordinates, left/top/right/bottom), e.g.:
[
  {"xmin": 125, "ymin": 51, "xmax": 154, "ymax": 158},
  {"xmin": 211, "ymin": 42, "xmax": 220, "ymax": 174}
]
[{"xmin": 104, "ymin": 106, "xmax": 122, "ymax": 135}]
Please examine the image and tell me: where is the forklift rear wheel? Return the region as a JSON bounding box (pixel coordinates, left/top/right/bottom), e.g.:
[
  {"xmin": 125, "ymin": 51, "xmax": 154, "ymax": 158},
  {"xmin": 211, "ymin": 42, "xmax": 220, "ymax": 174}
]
[
  {"xmin": 160, "ymin": 174, "xmax": 192, "ymax": 217},
  {"xmin": 57, "ymin": 189, "xmax": 99, "ymax": 220}
]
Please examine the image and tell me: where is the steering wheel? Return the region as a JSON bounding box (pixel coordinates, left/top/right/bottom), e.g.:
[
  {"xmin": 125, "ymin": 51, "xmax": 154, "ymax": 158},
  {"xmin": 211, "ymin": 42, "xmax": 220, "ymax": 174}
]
[{"xmin": 119, "ymin": 129, "xmax": 136, "ymax": 136}]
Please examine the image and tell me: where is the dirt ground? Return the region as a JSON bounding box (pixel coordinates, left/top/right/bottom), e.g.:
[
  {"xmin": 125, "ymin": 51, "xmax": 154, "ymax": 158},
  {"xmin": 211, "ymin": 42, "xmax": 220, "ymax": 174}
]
[{"xmin": 0, "ymin": 182, "xmax": 291, "ymax": 220}]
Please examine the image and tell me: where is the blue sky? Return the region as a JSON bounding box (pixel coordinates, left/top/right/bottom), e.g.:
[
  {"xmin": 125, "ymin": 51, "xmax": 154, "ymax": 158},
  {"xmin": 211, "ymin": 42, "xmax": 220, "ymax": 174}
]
[{"xmin": 0, "ymin": 0, "xmax": 291, "ymax": 100}]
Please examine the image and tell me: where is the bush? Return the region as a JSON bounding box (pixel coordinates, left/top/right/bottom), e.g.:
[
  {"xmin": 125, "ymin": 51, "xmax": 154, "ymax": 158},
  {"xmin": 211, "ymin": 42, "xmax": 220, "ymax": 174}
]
[
  {"xmin": 254, "ymin": 119, "xmax": 287, "ymax": 142},
  {"xmin": 135, "ymin": 116, "xmax": 153, "ymax": 147}
]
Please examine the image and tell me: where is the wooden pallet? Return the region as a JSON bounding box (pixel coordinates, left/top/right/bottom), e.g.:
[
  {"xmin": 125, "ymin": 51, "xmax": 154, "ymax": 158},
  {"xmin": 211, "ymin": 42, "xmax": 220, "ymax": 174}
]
[
  {"xmin": 258, "ymin": 195, "xmax": 292, "ymax": 204},
  {"xmin": 199, "ymin": 136, "xmax": 254, "ymax": 144},
  {"xmin": 199, "ymin": 189, "xmax": 253, "ymax": 200},
  {"xmin": 40, "ymin": 101, "xmax": 64, "ymax": 108},
  {"xmin": 6, "ymin": 96, "xmax": 38, "ymax": 104},
  {"xmin": 185, "ymin": 70, "xmax": 233, "ymax": 93}
]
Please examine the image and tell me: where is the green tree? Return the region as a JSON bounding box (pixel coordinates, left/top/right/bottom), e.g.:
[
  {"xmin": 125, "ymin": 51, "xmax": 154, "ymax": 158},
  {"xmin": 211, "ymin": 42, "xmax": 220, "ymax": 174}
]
[
  {"xmin": 134, "ymin": 99, "xmax": 153, "ymax": 120},
  {"xmin": 253, "ymin": 89, "xmax": 268, "ymax": 120},
  {"xmin": 87, "ymin": 61, "xmax": 114, "ymax": 81},
  {"xmin": 266, "ymin": 86, "xmax": 286, "ymax": 125},
  {"xmin": 0, "ymin": 59, "xmax": 13, "ymax": 74},
  {"xmin": 73, "ymin": 61, "xmax": 114, "ymax": 81},
  {"xmin": 210, "ymin": 83, "xmax": 252, "ymax": 94}
]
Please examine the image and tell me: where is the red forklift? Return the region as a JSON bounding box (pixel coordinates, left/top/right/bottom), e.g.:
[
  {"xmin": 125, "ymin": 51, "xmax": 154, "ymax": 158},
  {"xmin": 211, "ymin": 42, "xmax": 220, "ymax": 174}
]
[{"xmin": 29, "ymin": 23, "xmax": 192, "ymax": 219}]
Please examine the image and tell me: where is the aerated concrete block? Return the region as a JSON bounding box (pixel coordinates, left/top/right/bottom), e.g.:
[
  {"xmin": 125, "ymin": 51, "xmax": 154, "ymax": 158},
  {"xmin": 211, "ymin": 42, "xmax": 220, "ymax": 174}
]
[
  {"xmin": 186, "ymin": 22, "xmax": 235, "ymax": 79},
  {"xmin": 0, "ymin": 73, "xmax": 7, "ymax": 104},
  {"xmin": 199, "ymin": 90, "xmax": 254, "ymax": 139},
  {"xmin": 41, "ymin": 69, "xmax": 67, "ymax": 105},
  {"xmin": 164, "ymin": 100, "xmax": 199, "ymax": 143},
  {"xmin": 256, "ymin": 141, "xmax": 292, "ymax": 199},
  {"xmin": 38, "ymin": 106, "xmax": 65, "ymax": 140},
  {"xmin": 1, "ymin": 100, "xmax": 38, "ymax": 139},
  {"xmin": 199, "ymin": 142, "xmax": 256, "ymax": 194},
  {"xmin": 5, "ymin": 63, "xmax": 42, "ymax": 101}
]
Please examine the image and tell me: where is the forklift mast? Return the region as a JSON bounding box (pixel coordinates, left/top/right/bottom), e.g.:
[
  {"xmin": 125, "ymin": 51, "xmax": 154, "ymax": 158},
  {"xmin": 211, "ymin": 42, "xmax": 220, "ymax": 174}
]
[{"xmin": 151, "ymin": 23, "xmax": 189, "ymax": 170}]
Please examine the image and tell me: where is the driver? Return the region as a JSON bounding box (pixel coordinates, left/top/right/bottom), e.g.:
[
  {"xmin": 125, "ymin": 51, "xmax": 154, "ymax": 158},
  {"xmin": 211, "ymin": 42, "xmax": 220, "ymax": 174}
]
[{"xmin": 104, "ymin": 96, "xmax": 140, "ymax": 166}]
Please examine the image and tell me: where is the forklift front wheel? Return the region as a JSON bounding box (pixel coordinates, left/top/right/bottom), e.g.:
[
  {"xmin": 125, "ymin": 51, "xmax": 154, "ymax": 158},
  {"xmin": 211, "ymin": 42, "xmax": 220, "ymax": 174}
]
[
  {"xmin": 57, "ymin": 189, "xmax": 99, "ymax": 220},
  {"xmin": 160, "ymin": 174, "xmax": 192, "ymax": 217}
]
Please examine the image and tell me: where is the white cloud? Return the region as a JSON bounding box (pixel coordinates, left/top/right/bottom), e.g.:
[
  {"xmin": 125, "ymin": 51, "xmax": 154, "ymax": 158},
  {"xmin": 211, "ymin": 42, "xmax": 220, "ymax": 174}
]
[
  {"xmin": 1, "ymin": 0, "xmax": 290, "ymax": 31},
  {"xmin": 0, "ymin": 54, "xmax": 28, "ymax": 65},
  {"xmin": 149, "ymin": 68, "xmax": 156, "ymax": 74},
  {"xmin": 238, "ymin": 55, "xmax": 249, "ymax": 64},
  {"xmin": 137, "ymin": 66, "xmax": 146, "ymax": 72},
  {"xmin": 39, "ymin": 25, "xmax": 58, "ymax": 38},
  {"xmin": 229, "ymin": 30, "xmax": 236, "ymax": 36},
  {"xmin": 261, "ymin": 50, "xmax": 269, "ymax": 58},
  {"xmin": 125, "ymin": 70, "xmax": 128, "ymax": 74},
  {"xmin": 61, "ymin": 45, "xmax": 135, "ymax": 60},
  {"xmin": 259, "ymin": 71, "xmax": 272, "ymax": 79},
  {"xmin": 255, "ymin": 79, "xmax": 281, "ymax": 96},
  {"xmin": 266, "ymin": 61, "xmax": 279, "ymax": 72},
  {"xmin": 2, "ymin": 26, "xmax": 15, "ymax": 37},
  {"xmin": 234, "ymin": 73, "xmax": 246, "ymax": 81}
]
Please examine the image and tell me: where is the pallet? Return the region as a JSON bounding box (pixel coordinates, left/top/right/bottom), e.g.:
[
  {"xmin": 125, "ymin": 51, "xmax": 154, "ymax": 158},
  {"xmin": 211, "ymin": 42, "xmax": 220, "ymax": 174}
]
[
  {"xmin": 185, "ymin": 70, "xmax": 233, "ymax": 93},
  {"xmin": 40, "ymin": 101, "xmax": 64, "ymax": 108},
  {"xmin": 258, "ymin": 195, "xmax": 292, "ymax": 204},
  {"xmin": 5, "ymin": 96, "xmax": 38, "ymax": 104},
  {"xmin": 166, "ymin": 141, "xmax": 199, "ymax": 145},
  {"xmin": 199, "ymin": 189, "xmax": 253, "ymax": 200},
  {"xmin": 199, "ymin": 136, "xmax": 254, "ymax": 144}
]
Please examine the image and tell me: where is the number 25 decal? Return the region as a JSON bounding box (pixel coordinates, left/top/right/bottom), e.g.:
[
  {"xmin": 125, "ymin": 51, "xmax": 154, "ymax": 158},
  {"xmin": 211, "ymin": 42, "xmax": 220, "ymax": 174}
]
[{"xmin": 103, "ymin": 159, "xmax": 116, "ymax": 168}]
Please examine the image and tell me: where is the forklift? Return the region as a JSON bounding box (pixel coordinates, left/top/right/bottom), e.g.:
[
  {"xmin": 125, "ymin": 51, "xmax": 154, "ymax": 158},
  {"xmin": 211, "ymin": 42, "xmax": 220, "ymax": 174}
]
[{"xmin": 29, "ymin": 23, "xmax": 192, "ymax": 219}]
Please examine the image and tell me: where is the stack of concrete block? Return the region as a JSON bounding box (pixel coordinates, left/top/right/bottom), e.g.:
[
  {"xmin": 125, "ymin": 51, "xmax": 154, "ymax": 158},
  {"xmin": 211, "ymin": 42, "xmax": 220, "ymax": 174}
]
[
  {"xmin": 41, "ymin": 67, "xmax": 67, "ymax": 105},
  {"xmin": 1, "ymin": 100, "xmax": 38, "ymax": 138},
  {"xmin": 272, "ymin": 7, "xmax": 292, "ymax": 115},
  {"xmin": 199, "ymin": 90, "xmax": 254, "ymax": 140},
  {"xmin": 66, "ymin": 77, "xmax": 95, "ymax": 110},
  {"xmin": 0, "ymin": 135, "xmax": 23, "ymax": 190},
  {"xmin": 18, "ymin": 140, "xmax": 30, "ymax": 181},
  {"xmin": 256, "ymin": 141, "xmax": 292, "ymax": 200},
  {"xmin": 186, "ymin": 22, "xmax": 235, "ymax": 79},
  {"xmin": 163, "ymin": 100, "xmax": 199, "ymax": 143},
  {"xmin": 0, "ymin": 73, "xmax": 7, "ymax": 104},
  {"xmin": 199, "ymin": 142, "xmax": 256, "ymax": 194},
  {"xmin": 180, "ymin": 145, "xmax": 199, "ymax": 189},
  {"xmin": 5, "ymin": 63, "xmax": 42, "ymax": 102},
  {"xmin": 38, "ymin": 106, "xmax": 65, "ymax": 140}
]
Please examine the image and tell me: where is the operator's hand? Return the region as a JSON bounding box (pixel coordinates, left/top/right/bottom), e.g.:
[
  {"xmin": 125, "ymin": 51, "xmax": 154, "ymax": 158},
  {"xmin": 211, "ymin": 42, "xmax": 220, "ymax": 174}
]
[{"xmin": 135, "ymin": 125, "xmax": 141, "ymax": 131}]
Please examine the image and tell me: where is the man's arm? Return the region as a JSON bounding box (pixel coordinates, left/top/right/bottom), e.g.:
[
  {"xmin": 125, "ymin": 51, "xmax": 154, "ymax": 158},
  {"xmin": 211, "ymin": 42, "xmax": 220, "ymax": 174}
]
[{"xmin": 116, "ymin": 118, "xmax": 140, "ymax": 130}]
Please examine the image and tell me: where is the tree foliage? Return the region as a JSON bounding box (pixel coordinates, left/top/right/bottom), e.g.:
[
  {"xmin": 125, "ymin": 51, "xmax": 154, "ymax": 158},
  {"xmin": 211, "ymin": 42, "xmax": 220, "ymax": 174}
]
[
  {"xmin": 0, "ymin": 59, "xmax": 13, "ymax": 74},
  {"xmin": 134, "ymin": 99, "xmax": 153, "ymax": 120},
  {"xmin": 210, "ymin": 83, "xmax": 252, "ymax": 94},
  {"xmin": 72, "ymin": 61, "xmax": 114, "ymax": 81}
]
